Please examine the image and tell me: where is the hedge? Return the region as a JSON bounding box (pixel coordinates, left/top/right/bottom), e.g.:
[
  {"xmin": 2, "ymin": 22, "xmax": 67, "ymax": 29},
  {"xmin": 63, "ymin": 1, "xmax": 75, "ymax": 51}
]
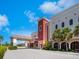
[
  {"xmin": 8, "ymin": 46, "xmax": 17, "ymax": 50},
  {"xmin": 0, "ymin": 46, "xmax": 7, "ymax": 59}
]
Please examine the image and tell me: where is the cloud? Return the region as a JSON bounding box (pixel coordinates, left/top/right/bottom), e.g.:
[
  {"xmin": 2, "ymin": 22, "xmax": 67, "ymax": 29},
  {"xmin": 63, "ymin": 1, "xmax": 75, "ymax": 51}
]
[
  {"xmin": 24, "ymin": 10, "xmax": 39, "ymax": 23},
  {"xmin": 39, "ymin": 0, "xmax": 79, "ymax": 14},
  {"xmin": 39, "ymin": 2, "xmax": 62, "ymax": 14},
  {"xmin": 0, "ymin": 14, "xmax": 9, "ymax": 30},
  {"xmin": 58, "ymin": 0, "xmax": 78, "ymax": 9}
]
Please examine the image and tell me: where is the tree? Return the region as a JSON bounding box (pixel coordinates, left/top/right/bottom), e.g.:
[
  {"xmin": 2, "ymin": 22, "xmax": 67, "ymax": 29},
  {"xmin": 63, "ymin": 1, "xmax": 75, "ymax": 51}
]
[
  {"xmin": 5, "ymin": 42, "xmax": 9, "ymax": 46},
  {"xmin": 52, "ymin": 29, "xmax": 63, "ymax": 50},
  {"xmin": 52, "ymin": 28, "xmax": 73, "ymax": 51},
  {"xmin": 52, "ymin": 29, "xmax": 62, "ymax": 41},
  {"xmin": 61, "ymin": 28, "xmax": 72, "ymax": 51},
  {"xmin": 0, "ymin": 35, "xmax": 3, "ymax": 46},
  {"xmin": 67, "ymin": 32, "xmax": 73, "ymax": 40},
  {"xmin": 74, "ymin": 25, "xmax": 79, "ymax": 36}
]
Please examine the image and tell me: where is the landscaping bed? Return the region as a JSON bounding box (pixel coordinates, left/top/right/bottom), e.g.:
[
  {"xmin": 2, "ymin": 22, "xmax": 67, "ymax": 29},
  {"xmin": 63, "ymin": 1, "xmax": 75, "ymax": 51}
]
[
  {"xmin": 0, "ymin": 46, "xmax": 7, "ymax": 59},
  {"xmin": 8, "ymin": 46, "xmax": 17, "ymax": 50}
]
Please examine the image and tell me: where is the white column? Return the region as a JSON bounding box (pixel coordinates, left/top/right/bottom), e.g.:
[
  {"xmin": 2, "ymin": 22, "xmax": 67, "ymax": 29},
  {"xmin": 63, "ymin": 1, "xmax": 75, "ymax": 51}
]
[
  {"xmin": 69, "ymin": 43, "xmax": 71, "ymax": 49},
  {"xmin": 13, "ymin": 38, "xmax": 17, "ymax": 46},
  {"xmin": 25, "ymin": 41, "xmax": 29, "ymax": 47},
  {"xmin": 59, "ymin": 43, "xmax": 61, "ymax": 49},
  {"xmin": 52, "ymin": 42, "xmax": 54, "ymax": 48}
]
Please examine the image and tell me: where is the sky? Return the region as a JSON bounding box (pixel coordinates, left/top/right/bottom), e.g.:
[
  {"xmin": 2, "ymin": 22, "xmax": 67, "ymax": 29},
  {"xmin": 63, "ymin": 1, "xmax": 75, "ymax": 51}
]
[{"xmin": 0, "ymin": 0, "xmax": 79, "ymax": 43}]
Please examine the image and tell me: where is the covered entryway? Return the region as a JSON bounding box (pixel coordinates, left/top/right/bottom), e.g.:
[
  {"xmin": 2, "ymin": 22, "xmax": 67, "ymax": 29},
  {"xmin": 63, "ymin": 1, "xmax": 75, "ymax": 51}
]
[
  {"xmin": 11, "ymin": 35, "xmax": 32, "ymax": 48},
  {"xmin": 71, "ymin": 41, "xmax": 79, "ymax": 51},
  {"xmin": 54, "ymin": 43, "xmax": 59, "ymax": 50},
  {"xmin": 61, "ymin": 42, "xmax": 69, "ymax": 51}
]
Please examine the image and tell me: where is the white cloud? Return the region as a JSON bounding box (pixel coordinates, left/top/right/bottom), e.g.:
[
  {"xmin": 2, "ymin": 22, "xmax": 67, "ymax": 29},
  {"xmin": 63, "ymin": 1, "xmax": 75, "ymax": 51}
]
[
  {"xmin": 24, "ymin": 10, "xmax": 39, "ymax": 23},
  {"xmin": 0, "ymin": 14, "xmax": 9, "ymax": 30},
  {"xmin": 58, "ymin": 0, "xmax": 77, "ymax": 9},
  {"xmin": 0, "ymin": 14, "xmax": 10, "ymax": 33},
  {"xmin": 39, "ymin": 2, "xmax": 62, "ymax": 14},
  {"xmin": 0, "ymin": 15, "xmax": 9, "ymax": 26},
  {"xmin": 39, "ymin": 0, "xmax": 79, "ymax": 14}
]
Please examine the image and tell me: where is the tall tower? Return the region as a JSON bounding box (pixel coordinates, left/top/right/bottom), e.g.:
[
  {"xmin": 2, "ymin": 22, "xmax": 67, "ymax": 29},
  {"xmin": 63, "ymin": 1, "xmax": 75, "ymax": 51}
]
[{"xmin": 38, "ymin": 18, "xmax": 48, "ymax": 48}]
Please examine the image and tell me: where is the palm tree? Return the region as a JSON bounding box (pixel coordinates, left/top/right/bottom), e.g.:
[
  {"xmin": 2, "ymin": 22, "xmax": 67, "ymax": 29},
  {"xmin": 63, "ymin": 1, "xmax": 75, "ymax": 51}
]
[
  {"xmin": 52, "ymin": 29, "xmax": 62, "ymax": 41},
  {"xmin": 74, "ymin": 25, "xmax": 79, "ymax": 36},
  {"xmin": 0, "ymin": 35, "xmax": 3, "ymax": 46},
  {"xmin": 52, "ymin": 29, "xmax": 63, "ymax": 50},
  {"xmin": 61, "ymin": 28, "xmax": 72, "ymax": 51},
  {"xmin": 67, "ymin": 32, "xmax": 73, "ymax": 40},
  {"xmin": 52, "ymin": 28, "xmax": 73, "ymax": 51}
]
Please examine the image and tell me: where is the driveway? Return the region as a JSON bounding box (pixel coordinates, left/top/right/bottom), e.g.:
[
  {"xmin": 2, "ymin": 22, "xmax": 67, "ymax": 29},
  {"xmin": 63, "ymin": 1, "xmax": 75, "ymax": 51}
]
[{"xmin": 4, "ymin": 49, "xmax": 79, "ymax": 59}]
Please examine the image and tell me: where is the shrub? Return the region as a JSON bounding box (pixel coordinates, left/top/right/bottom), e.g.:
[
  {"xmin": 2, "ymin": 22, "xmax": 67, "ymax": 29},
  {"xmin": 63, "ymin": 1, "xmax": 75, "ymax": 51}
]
[
  {"xmin": 0, "ymin": 46, "xmax": 7, "ymax": 59},
  {"xmin": 43, "ymin": 41, "xmax": 52, "ymax": 50},
  {"xmin": 58, "ymin": 49, "xmax": 62, "ymax": 51},
  {"xmin": 8, "ymin": 46, "xmax": 17, "ymax": 50}
]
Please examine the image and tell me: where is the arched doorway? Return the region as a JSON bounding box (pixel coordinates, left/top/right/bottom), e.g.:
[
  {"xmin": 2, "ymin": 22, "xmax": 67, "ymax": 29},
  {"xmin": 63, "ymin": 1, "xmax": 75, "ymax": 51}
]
[
  {"xmin": 54, "ymin": 43, "xmax": 59, "ymax": 50},
  {"xmin": 71, "ymin": 41, "xmax": 79, "ymax": 51},
  {"xmin": 61, "ymin": 42, "xmax": 69, "ymax": 51}
]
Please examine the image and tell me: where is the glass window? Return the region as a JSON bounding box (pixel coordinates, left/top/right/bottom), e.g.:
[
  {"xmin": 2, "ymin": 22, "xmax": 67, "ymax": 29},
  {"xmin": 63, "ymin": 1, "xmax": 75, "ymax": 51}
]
[
  {"xmin": 39, "ymin": 25, "xmax": 42, "ymax": 32},
  {"xmin": 78, "ymin": 17, "xmax": 79, "ymax": 22},
  {"xmin": 69, "ymin": 19, "xmax": 73, "ymax": 25},
  {"xmin": 55, "ymin": 24, "xmax": 58, "ymax": 29},
  {"xmin": 62, "ymin": 22, "xmax": 64, "ymax": 27}
]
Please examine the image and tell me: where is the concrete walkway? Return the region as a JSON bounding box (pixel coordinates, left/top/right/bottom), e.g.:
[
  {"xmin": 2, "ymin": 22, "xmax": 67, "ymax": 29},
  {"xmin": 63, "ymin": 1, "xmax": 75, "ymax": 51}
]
[{"xmin": 4, "ymin": 49, "xmax": 79, "ymax": 59}]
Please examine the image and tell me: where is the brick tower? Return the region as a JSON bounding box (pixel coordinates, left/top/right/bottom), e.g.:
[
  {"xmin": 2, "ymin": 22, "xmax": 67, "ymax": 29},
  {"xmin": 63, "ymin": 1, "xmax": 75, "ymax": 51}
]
[{"xmin": 38, "ymin": 18, "xmax": 48, "ymax": 48}]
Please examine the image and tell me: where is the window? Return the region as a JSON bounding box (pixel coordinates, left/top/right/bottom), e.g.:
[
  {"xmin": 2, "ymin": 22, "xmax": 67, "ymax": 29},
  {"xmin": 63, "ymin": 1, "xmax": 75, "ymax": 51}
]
[
  {"xmin": 78, "ymin": 17, "xmax": 79, "ymax": 22},
  {"xmin": 39, "ymin": 25, "xmax": 42, "ymax": 32},
  {"xmin": 62, "ymin": 22, "xmax": 64, "ymax": 27},
  {"xmin": 55, "ymin": 24, "xmax": 58, "ymax": 29},
  {"xmin": 69, "ymin": 19, "xmax": 73, "ymax": 25}
]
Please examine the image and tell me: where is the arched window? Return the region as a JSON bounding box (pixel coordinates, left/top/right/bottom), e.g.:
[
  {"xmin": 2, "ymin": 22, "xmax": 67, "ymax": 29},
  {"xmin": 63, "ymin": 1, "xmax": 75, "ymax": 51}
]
[
  {"xmin": 78, "ymin": 17, "xmax": 79, "ymax": 22},
  {"xmin": 55, "ymin": 24, "xmax": 58, "ymax": 29},
  {"xmin": 39, "ymin": 25, "xmax": 42, "ymax": 32},
  {"xmin": 69, "ymin": 19, "xmax": 73, "ymax": 25},
  {"xmin": 61, "ymin": 22, "xmax": 64, "ymax": 27}
]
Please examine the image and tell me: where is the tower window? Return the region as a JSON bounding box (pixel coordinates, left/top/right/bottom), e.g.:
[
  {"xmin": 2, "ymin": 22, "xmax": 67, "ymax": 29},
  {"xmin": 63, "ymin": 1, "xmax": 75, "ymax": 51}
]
[
  {"xmin": 78, "ymin": 17, "xmax": 79, "ymax": 22},
  {"xmin": 39, "ymin": 25, "xmax": 42, "ymax": 32},
  {"xmin": 61, "ymin": 22, "xmax": 64, "ymax": 27},
  {"xmin": 69, "ymin": 19, "xmax": 73, "ymax": 25},
  {"xmin": 55, "ymin": 24, "xmax": 58, "ymax": 29}
]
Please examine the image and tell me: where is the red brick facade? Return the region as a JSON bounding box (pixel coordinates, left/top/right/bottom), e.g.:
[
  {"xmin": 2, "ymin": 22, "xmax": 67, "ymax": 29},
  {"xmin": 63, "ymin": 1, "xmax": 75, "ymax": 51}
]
[{"xmin": 38, "ymin": 18, "xmax": 48, "ymax": 48}]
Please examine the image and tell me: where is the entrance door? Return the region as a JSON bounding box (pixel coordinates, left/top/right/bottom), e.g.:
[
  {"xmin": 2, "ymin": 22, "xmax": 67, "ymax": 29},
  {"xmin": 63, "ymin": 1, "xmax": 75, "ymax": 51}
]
[
  {"xmin": 71, "ymin": 41, "xmax": 79, "ymax": 51},
  {"xmin": 54, "ymin": 43, "xmax": 59, "ymax": 50},
  {"xmin": 61, "ymin": 42, "xmax": 69, "ymax": 51}
]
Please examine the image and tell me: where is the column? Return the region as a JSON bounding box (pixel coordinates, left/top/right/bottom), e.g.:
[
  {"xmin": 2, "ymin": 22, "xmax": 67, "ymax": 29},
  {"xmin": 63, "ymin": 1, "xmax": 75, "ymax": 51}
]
[
  {"xmin": 69, "ymin": 43, "xmax": 71, "ymax": 50},
  {"xmin": 13, "ymin": 38, "xmax": 17, "ymax": 46},
  {"xmin": 59, "ymin": 42, "xmax": 61, "ymax": 50}
]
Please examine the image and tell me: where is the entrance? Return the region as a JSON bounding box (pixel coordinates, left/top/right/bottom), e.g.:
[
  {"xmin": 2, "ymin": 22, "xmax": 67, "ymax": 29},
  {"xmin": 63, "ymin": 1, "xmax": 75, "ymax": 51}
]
[
  {"xmin": 61, "ymin": 42, "xmax": 69, "ymax": 51},
  {"xmin": 54, "ymin": 43, "xmax": 59, "ymax": 50},
  {"xmin": 71, "ymin": 41, "xmax": 79, "ymax": 51}
]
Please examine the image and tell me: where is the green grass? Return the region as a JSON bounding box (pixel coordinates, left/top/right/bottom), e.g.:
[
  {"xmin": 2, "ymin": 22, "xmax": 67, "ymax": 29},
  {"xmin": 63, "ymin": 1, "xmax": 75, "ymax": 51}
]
[{"xmin": 0, "ymin": 46, "xmax": 7, "ymax": 59}]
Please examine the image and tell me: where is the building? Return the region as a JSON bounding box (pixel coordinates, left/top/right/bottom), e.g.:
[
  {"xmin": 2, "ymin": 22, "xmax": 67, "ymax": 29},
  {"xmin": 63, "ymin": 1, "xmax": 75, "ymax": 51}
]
[
  {"xmin": 31, "ymin": 32, "xmax": 38, "ymax": 48},
  {"xmin": 11, "ymin": 4, "xmax": 79, "ymax": 51},
  {"xmin": 11, "ymin": 35, "xmax": 32, "ymax": 48},
  {"xmin": 48, "ymin": 4, "xmax": 79, "ymax": 51},
  {"xmin": 38, "ymin": 18, "xmax": 48, "ymax": 48}
]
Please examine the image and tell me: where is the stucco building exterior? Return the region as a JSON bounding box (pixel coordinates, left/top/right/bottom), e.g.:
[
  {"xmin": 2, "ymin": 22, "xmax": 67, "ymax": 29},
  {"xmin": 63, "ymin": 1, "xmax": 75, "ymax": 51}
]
[{"xmin": 48, "ymin": 4, "xmax": 79, "ymax": 51}]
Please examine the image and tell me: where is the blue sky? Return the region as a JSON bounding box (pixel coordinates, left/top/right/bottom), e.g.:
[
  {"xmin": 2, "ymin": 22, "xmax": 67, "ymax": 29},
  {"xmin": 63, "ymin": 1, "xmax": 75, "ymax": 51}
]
[{"xmin": 0, "ymin": 0, "xmax": 79, "ymax": 43}]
